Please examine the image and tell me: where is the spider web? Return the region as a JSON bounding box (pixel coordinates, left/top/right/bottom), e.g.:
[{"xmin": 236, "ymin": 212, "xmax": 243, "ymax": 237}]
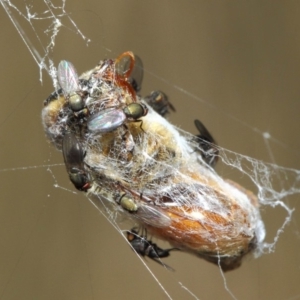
[{"xmin": 1, "ymin": 1, "xmax": 300, "ymax": 300}]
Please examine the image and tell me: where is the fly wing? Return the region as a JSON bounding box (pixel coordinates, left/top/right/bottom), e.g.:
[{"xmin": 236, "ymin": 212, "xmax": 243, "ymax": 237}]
[
  {"xmin": 57, "ymin": 60, "xmax": 79, "ymax": 94},
  {"xmin": 115, "ymin": 51, "xmax": 135, "ymax": 79},
  {"xmin": 62, "ymin": 132, "xmax": 85, "ymax": 172},
  {"xmin": 194, "ymin": 119, "xmax": 216, "ymax": 144},
  {"xmin": 87, "ymin": 108, "xmax": 126, "ymax": 133},
  {"xmin": 128, "ymin": 54, "xmax": 143, "ymax": 92}
]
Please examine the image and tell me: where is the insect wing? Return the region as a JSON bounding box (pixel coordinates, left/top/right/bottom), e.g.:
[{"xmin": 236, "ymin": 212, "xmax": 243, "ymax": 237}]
[
  {"xmin": 87, "ymin": 108, "xmax": 126, "ymax": 133},
  {"xmin": 133, "ymin": 202, "xmax": 172, "ymax": 228},
  {"xmin": 62, "ymin": 132, "xmax": 91, "ymax": 191},
  {"xmin": 128, "ymin": 54, "xmax": 143, "ymax": 92},
  {"xmin": 57, "ymin": 60, "xmax": 79, "ymax": 94},
  {"xmin": 194, "ymin": 119, "xmax": 219, "ymax": 167},
  {"xmin": 115, "ymin": 51, "xmax": 135, "ymax": 79},
  {"xmin": 194, "ymin": 119, "xmax": 216, "ymax": 144},
  {"xmin": 62, "ymin": 132, "xmax": 85, "ymax": 172}
]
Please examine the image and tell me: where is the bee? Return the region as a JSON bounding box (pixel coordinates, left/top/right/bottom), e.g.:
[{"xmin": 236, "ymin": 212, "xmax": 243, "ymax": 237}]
[{"xmin": 42, "ymin": 51, "xmax": 265, "ymax": 272}]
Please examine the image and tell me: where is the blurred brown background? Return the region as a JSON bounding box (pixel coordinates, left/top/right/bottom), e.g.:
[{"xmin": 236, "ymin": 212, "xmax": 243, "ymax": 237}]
[{"xmin": 1, "ymin": 1, "xmax": 300, "ymax": 299}]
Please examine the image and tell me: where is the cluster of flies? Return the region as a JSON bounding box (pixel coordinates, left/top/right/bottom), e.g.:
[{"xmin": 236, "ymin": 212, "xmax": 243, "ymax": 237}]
[{"xmin": 42, "ymin": 51, "xmax": 264, "ymax": 271}]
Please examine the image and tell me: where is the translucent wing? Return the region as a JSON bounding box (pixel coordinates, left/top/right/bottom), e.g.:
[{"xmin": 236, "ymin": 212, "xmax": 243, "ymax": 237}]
[
  {"xmin": 194, "ymin": 119, "xmax": 219, "ymax": 167},
  {"xmin": 115, "ymin": 51, "xmax": 135, "ymax": 79},
  {"xmin": 62, "ymin": 132, "xmax": 85, "ymax": 172},
  {"xmin": 57, "ymin": 60, "xmax": 79, "ymax": 94},
  {"xmin": 87, "ymin": 108, "xmax": 126, "ymax": 133},
  {"xmin": 128, "ymin": 54, "xmax": 143, "ymax": 92},
  {"xmin": 62, "ymin": 132, "xmax": 90, "ymax": 191}
]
